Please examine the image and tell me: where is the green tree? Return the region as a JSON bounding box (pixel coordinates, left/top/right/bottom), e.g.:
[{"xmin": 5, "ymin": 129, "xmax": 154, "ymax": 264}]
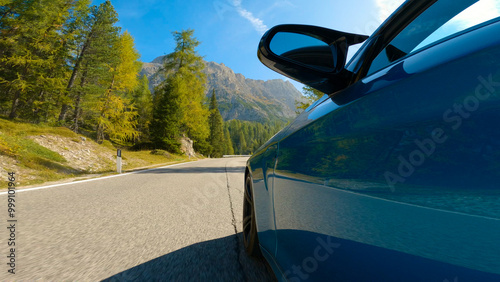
[
  {"xmin": 95, "ymin": 30, "xmax": 141, "ymax": 143},
  {"xmin": 131, "ymin": 74, "xmax": 153, "ymax": 142},
  {"xmin": 208, "ymin": 89, "xmax": 224, "ymax": 157},
  {"xmin": 151, "ymin": 29, "xmax": 208, "ymax": 153},
  {"xmin": 0, "ymin": 0, "xmax": 144, "ymax": 145},
  {"xmin": 150, "ymin": 81, "xmax": 182, "ymax": 153},
  {"xmin": 223, "ymin": 124, "xmax": 234, "ymax": 155},
  {"xmin": 95, "ymin": 93, "xmax": 138, "ymax": 142},
  {"xmin": 226, "ymin": 119, "xmax": 285, "ymax": 155},
  {"xmin": 59, "ymin": 0, "xmax": 120, "ymax": 124},
  {"xmin": 0, "ymin": 0, "xmax": 90, "ymax": 120},
  {"xmin": 295, "ymin": 86, "xmax": 324, "ymax": 114},
  {"xmin": 237, "ymin": 131, "xmax": 246, "ymax": 155},
  {"xmin": 165, "ymin": 30, "xmax": 208, "ymax": 143}
]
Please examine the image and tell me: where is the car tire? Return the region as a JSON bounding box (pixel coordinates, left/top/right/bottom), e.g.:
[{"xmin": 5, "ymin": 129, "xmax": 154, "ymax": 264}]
[{"xmin": 243, "ymin": 173, "xmax": 262, "ymax": 257}]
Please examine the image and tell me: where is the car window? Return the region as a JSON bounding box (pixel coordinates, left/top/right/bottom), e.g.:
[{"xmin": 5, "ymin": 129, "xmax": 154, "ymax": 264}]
[{"xmin": 367, "ymin": 0, "xmax": 500, "ymax": 76}]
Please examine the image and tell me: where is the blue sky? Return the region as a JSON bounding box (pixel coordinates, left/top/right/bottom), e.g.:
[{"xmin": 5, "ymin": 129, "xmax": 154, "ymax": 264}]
[{"xmin": 94, "ymin": 0, "xmax": 406, "ymax": 90}]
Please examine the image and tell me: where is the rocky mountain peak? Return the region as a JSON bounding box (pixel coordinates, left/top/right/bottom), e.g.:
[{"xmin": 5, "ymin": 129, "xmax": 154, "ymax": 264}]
[{"xmin": 140, "ymin": 56, "xmax": 306, "ymax": 122}]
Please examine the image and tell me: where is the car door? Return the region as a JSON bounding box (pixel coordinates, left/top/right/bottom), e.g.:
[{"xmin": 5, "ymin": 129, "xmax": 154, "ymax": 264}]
[
  {"xmin": 272, "ymin": 0, "xmax": 500, "ymax": 281},
  {"xmin": 249, "ymin": 141, "xmax": 279, "ymax": 255}
]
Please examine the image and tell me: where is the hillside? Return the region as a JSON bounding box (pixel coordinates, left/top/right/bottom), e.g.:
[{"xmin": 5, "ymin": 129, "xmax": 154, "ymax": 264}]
[
  {"xmin": 0, "ymin": 118, "xmax": 192, "ymax": 187},
  {"xmin": 140, "ymin": 56, "xmax": 306, "ymax": 122}
]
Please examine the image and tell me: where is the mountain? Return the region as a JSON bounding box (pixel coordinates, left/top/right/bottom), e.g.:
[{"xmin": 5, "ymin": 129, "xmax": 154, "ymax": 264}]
[{"xmin": 140, "ymin": 56, "xmax": 305, "ymax": 122}]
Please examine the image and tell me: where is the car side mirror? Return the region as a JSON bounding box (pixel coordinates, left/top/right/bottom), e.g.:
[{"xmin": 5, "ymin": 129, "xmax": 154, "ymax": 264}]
[{"xmin": 258, "ymin": 24, "xmax": 368, "ymax": 94}]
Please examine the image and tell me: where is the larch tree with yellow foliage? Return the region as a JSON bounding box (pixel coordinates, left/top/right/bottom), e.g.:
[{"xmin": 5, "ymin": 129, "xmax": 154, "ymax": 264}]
[{"xmin": 96, "ymin": 31, "xmax": 142, "ymax": 143}]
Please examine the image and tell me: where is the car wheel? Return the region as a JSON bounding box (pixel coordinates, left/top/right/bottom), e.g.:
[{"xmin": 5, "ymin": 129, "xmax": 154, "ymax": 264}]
[{"xmin": 243, "ymin": 174, "xmax": 262, "ymax": 257}]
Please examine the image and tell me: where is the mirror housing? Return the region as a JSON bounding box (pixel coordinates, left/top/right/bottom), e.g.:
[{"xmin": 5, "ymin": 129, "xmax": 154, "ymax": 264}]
[{"xmin": 258, "ymin": 24, "xmax": 369, "ymax": 94}]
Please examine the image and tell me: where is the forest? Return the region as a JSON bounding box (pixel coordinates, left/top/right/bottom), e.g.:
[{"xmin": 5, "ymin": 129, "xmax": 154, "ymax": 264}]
[{"xmin": 0, "ymin": 0, "xmax": 286, "ymax": 157}]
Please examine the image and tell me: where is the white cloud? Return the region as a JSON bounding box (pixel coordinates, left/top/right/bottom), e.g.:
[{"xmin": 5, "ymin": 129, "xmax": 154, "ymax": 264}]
[
  {"xmin": 375, "ymin": 0, "xmax": 405, "ymax": 23},
  {"xmin": 259, "ymin": 1, "xmax": 295, "ymax": 17},
  {"xmin": 231, "ymin": 0, "xmax": 268, "ymax": 34}
]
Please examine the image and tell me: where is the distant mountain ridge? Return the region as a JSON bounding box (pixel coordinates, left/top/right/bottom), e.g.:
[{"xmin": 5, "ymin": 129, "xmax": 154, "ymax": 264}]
[{"xmin": 140, "ymin": 56, "xmax": 305, "ymax": 122}]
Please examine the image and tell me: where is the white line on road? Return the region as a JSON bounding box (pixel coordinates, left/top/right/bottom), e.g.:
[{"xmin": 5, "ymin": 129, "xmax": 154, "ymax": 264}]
[{"xmin": 0, "ymin": 161, "xmax": 197, "ymax": 195}]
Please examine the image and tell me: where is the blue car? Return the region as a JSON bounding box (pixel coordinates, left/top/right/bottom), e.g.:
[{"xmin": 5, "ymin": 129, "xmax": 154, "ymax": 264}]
[{"xmin": 243, "ymin": 0, "xmax": 500, "ymax": 281}]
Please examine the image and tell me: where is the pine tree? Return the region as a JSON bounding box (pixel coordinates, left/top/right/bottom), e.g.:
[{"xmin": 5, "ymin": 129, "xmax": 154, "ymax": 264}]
[
  {"xmin": 151, "ymin": 29, "xmax": 208, "ymax": 153},
  {"xmin": 59, "ymin": 0, "xmax": 120, "ymax": 124},
  {"xmin": 225, "ymin": 119, "xmax": 285, "ymax": 155},
  {"xmin": 223, "ymin": 124, "xmax": 234, "ymax": 155},
  {"xmin": 131, "ymin": 74, "xmax": 153, "ymax": 142},
  {"xmin": 150, "ymin": 81, "xmax": 182, "ymax": 153},
  {"xmin": 237, "ymin": 131, "xmax": 247, "ymax": 155},
  {"xmin": 208, "ymin": 89, "xmax": 224, "ymax": 158},
  {"xmin": 0, "ymin": 0, "xmax": 144, "ymax": 141},
  {"xmin": 0, "ymin": 0, "xmax": 90, "ymax": 120},
  {"xmin": 58, "ymin": 1, "xmax": 95, "ymax": 123},
  {"xmin": 166, "ymin": 30, "xmax": 208, "ymax": 143}
]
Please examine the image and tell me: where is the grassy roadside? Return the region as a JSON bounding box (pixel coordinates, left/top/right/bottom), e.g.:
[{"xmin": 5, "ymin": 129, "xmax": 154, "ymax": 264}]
[{"xmin": 0, "ymin": 117, "xmax": 198, "ymax": 188}]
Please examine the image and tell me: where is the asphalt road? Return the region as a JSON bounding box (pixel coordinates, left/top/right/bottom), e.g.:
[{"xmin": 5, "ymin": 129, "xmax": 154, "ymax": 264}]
[{"xmin": 0, "ymin": 157, "xmax": 275, "ymax": 281}]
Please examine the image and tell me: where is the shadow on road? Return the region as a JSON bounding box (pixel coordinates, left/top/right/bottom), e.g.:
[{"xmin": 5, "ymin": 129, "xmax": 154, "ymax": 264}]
[
  {"xmin": 138, "ymin": 166, "xmax": 245, "ymax": 174},
  {"xmin": 103, "ymin": 233, "xmax": 275, "ymax": 281}
]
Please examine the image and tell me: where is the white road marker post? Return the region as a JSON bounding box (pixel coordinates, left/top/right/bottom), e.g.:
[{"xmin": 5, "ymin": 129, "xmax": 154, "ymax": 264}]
[{"xmin": 117, "ymin": 149, "xmax": 122, "ymax": 173}]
